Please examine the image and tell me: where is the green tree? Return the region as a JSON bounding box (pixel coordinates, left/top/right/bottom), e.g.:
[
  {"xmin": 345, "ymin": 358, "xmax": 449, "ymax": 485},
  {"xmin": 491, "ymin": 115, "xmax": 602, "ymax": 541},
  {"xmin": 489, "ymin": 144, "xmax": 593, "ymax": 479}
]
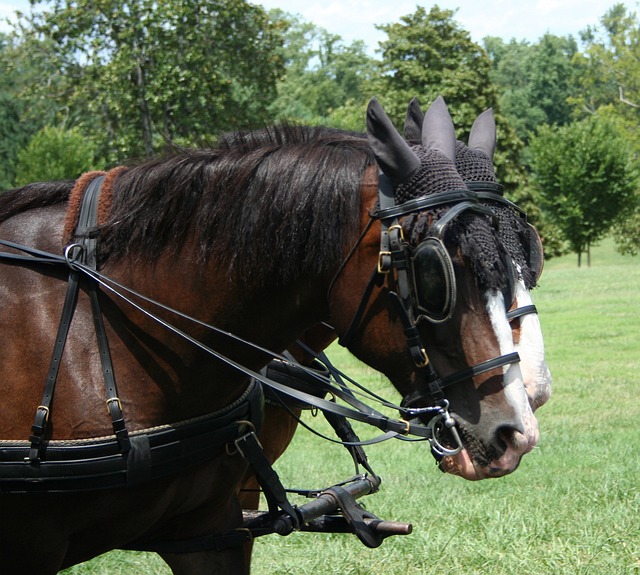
[
  {"xmin": 0, "ymin": 32, "xmax": 57, "ymax": 189},
  {"xmin": 267, "ymin": 10, "xmax": 375, "ymax": 127},
  {"xmin": 374, "ymin": 6, "xmax": 497, "ymax": 129},
  {"xmin": 0, "ymin": 34, "xmax": 24, "ymax": 189},
  {"xmin": 372, "ymin": 5, "xmax": 525, "ymax": 200},
  {"xmin": 486, "ymin": 34, "xmax": 580, "ymax": 143},
  {"xmin": 612, "ymin": 201, "xmax": 640, "ymax": 255},
  {"xmin": 15, "ymin": 0, "xmax": 284, "ymax": 162},
  {"xmin": 14, "ymin": 125, "xmax": 102, "ymax": 185},
  {"xmin": 529, "ymin": 115, "xmax": 638, "ymax": 266},
  {"xmin": 574, "ymin": 4, "xmax": 640, "ymax": 119}
]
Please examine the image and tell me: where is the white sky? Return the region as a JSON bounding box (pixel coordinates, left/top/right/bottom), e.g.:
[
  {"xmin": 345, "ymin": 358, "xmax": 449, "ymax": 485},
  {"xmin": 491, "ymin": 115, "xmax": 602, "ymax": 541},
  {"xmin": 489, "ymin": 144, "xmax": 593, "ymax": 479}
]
[{"xmin": 1, "ymin": 0, "xmax": 637, "ymax": 47}]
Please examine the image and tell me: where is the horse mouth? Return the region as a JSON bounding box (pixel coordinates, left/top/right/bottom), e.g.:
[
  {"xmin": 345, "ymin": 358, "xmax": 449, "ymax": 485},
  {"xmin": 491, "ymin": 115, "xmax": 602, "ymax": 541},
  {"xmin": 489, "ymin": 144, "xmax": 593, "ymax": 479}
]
[{"xmin": 437, "ymin": 423, "xmax": 530, "ymax": 480}]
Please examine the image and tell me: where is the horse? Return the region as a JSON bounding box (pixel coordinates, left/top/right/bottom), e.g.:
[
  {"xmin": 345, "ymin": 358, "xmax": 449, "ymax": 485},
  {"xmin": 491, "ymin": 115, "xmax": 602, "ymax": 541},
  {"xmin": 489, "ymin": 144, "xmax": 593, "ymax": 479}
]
[
  {"xmin": 0, "ymin": 97, "xmax": 538, "ymax": 574},
  {"xmin": 240, "ymin": 99, "xmax": 553, "ymax": 507}
]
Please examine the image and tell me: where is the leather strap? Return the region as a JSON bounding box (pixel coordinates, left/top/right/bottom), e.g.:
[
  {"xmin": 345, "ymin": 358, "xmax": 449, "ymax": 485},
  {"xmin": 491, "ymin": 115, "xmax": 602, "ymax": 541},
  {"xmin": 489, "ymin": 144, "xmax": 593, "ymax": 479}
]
[
  {"xmin": 507, "ymin": 304, "xmax": 538, "ymax": 320},
  {"xmin": 28, "ymin": 266, "xmax": 82, "ymax": 462},
  {"xmin": 74, "ymin": 176, "xmax": 131, "ymax": 454}
]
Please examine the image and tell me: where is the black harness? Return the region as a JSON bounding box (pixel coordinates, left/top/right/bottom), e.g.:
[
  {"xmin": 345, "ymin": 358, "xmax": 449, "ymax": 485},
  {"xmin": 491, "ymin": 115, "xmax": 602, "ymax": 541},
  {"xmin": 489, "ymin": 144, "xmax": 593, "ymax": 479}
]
[
  {"xmin": 0, "ymin": 173, "xmax": 543, "ymax": 550},
  {"xmin": 0, "ymin": 174, "xmax": 456, "ymax": 497}
]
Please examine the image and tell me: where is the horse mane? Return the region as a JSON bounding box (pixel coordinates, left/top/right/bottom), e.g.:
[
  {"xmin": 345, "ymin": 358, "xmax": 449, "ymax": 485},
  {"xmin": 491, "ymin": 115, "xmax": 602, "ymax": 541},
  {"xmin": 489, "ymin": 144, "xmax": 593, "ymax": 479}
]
[
  {"xmin": 0, "ymin": 181, "xmax": 74, "ymax": 222},
  {"xmin": 99, "ymin": 125, "xmax": 376, "ymax": 287}
]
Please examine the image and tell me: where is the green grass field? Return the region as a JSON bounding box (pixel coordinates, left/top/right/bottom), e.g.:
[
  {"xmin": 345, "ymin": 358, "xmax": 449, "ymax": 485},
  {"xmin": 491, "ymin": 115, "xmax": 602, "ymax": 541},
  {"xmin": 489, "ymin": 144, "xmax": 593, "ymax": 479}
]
[{"xmin": 63, "ymin": 239, "xmax": 640, "ymax": 575}]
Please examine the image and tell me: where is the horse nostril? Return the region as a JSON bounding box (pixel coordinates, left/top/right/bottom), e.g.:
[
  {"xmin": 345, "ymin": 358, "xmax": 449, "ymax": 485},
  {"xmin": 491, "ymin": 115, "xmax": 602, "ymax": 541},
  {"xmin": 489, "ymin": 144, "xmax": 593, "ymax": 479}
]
[{"xmin": 496, "ymin": 424, "xmax": 527, "ymax": 453}]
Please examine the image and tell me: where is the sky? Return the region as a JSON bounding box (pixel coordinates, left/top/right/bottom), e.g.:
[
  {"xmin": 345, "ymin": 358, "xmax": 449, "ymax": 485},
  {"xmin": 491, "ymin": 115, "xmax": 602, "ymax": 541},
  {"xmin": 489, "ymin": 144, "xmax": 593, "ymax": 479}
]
[{"xmin": 0, "ymin": 0, "xmax": 637, "ymax": 47}]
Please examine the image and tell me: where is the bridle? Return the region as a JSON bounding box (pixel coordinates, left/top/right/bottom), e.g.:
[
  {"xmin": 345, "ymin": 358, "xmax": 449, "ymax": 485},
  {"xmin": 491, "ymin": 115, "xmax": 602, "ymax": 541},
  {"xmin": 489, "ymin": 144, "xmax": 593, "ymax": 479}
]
[{"xmin": 334, "ymin": 174, "xmax": 523, "ymax": 455}]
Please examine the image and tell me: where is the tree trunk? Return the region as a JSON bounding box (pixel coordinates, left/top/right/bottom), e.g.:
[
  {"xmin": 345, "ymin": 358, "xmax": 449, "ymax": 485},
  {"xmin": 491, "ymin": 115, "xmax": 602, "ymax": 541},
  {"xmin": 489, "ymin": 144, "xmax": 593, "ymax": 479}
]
[{"xmin": 135, "ymin": 61, "xmax": 154, "ymax": 158}]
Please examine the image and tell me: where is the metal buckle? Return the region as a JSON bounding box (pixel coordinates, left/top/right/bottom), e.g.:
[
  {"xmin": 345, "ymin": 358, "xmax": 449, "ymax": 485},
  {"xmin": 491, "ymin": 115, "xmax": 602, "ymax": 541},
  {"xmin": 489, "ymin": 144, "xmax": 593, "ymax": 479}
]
[
  {"xmin": 388, "ymin": 224, "xmax": 404, "ymax": 241},
  {"xmin": 36, "ymin": 405, "xmax": 50, "ymax": 422},
  {"xmin": 377, "ymin": 251, "xmax": 391, "ymax": 273},
  {"xmin": 105, "ymin": 397, "xmax": 122, "ymax": 415}
]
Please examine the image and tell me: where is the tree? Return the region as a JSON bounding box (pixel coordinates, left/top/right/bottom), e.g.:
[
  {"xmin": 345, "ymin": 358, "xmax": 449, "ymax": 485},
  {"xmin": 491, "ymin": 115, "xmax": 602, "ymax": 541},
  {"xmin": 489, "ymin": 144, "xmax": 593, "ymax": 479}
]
[
  {"xmin": 528, "ymin": 114, "xmax": 638, "ymax": 266},
  {"xmin": 486, "ymin": 34, "xmax": 580, "ymax": 143},
  {"xmin": 374, "ymin": 6, "xmax": 497, "ymax": 128},
  {"xmin": 612, "ymin": 201, "xmax": 640, "ymax": 255},
  {"xmin": 267, "ymin": 10, "xmax": 375, "ymax": 128},
  {"xmin": 15, "ymin": 0, "xmax": 285, "ymax": 162},
  {"xmin": 0, "ymin": 32, "xmax": 54, "ymax": 189},
  {"xmin": 574, "ymin": 4, "xmax": 640, "ymax": 119},
  {"xmin": 14, "ymin": 125, "xmax": 102, "ymax": 185}
]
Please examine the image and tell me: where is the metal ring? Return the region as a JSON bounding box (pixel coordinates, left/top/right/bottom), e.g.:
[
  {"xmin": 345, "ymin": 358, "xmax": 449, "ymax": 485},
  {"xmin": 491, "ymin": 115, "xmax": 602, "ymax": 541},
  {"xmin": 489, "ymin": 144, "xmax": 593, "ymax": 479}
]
[{"xmin": 64, "ymin": 243, "xmax": 84, "ymax": 267}]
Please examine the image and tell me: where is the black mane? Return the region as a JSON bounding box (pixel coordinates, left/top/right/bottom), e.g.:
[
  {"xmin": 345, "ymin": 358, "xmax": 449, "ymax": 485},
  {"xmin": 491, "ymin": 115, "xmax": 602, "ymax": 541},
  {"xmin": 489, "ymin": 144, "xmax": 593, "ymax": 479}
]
[{"xmin": 99, "ymin": 125, "xmax": 375, "ymax": 287}]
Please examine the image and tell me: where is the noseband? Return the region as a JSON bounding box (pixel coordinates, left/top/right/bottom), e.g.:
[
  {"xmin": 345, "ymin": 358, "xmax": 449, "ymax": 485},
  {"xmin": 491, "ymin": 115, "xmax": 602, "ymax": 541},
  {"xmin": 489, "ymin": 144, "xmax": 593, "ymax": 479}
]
[{"xmin": 335, "ymin": 174, "xmax": 521, "ymax": 454}]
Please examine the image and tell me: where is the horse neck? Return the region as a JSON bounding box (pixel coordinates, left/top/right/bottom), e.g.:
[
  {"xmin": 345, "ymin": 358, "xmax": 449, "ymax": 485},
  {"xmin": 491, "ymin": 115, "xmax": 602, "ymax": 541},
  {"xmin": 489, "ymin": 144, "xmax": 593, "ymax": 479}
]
[{"xmin": 103, "ymin": 246, "xmax": 332, "ymax": 372}]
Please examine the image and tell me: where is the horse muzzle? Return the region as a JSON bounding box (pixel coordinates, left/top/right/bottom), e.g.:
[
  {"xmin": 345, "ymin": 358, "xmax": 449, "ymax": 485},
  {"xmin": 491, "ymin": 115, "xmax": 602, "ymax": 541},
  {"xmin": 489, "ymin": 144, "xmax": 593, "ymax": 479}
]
[{"xmin": 439, "ymin": 416, "xmax": 540, "ymax": 480}]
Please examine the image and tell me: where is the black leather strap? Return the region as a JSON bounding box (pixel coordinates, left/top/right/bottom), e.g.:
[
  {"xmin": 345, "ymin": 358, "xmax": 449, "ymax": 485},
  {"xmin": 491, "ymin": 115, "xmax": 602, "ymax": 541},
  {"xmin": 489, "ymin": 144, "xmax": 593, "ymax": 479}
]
[
  {"xmin": 507, "ymin": 305, "xmax": 538, "ymax": 320},
  {"xmin": 375, "ymin": 189, "xmax": 478, "ymax": 221},
  {"xmin": 28, "ymin": 267, "xmax": 82, "ymax": 462},
  {"xmin": 72, "ymin": 176, "xmax": 132, "ymax": 454}
]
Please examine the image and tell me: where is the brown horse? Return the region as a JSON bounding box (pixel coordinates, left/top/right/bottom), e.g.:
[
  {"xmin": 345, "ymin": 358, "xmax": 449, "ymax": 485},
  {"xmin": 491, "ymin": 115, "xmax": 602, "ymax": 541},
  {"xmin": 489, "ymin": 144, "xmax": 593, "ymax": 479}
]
[
  {"xmin": 241, "ymin": 99, "xmax": 552, "ymax": 509},
  {"xmin": 0, "ymin": 97, "xmax": 537, "ymax": 573}
]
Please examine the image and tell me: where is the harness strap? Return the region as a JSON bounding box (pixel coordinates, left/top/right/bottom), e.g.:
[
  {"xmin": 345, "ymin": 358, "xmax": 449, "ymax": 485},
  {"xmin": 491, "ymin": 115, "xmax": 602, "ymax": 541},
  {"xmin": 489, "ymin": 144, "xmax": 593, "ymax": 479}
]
[
  {"xmin": 337, "ymin": 268, "xmax": 381, "ymax": 349},
  {"xmin": 28, "ymin": 266, "xmax": 82, "ymax": 462},
  {"xmin": 402, "ymin": 351, "xmax": 521, "ymax": 412},
  {"xmin": 507, "ymin": 304, "xmax": 538, "ymax": 320},
  {"xmin": 234, "ymin": 430, "xmax": 301, "ymax": 530},
  {"xmin": 74, "ymin": 176, "xmax": 131, "ymax": 454}
]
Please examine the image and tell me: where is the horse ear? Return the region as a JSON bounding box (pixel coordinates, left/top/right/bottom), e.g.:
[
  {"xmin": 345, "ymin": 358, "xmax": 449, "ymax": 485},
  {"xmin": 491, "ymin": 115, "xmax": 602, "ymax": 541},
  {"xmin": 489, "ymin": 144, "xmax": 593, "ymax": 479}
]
[
  {"xmin": 366, "ymin": 97, "xmax": 421, "ymax": 181},
  {"xmin": 468, "ymin": 108, "xmax": 496, "ymax": 159},
  {"xmin": 404, "ymin": 97, "xmax": 424, "ymax": 142},
  {"xmin": 421, "ymin": 96, "xmax": 456, "ymax": 163}
]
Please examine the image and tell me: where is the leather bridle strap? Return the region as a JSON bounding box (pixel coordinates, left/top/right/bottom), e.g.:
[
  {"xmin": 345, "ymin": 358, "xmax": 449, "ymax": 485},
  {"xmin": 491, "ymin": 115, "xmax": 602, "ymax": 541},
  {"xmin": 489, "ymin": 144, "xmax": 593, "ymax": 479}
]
[
  {"xmin": 507, "ymin": 305, "xmax": 538, "ymax": 321},
  {"xmin": 27, "ymin": 258, "xmax": 82, "ymax": 462},
  {"xmin": 402, "ymin": 351, "xmax": 521, "ymax": 412},
  {"xmin": 27, "ymin": 176, "xmax": 131, "ymax": 462},
  {"xmin": 74, "ymin": 176, "xmax": 131, "ymax": 455}
]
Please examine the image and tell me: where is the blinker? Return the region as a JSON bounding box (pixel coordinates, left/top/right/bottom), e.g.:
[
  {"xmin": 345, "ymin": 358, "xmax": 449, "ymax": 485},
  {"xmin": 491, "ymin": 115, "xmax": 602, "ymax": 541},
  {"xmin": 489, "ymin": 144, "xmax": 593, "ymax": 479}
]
[{"xmin": 409, "ymin": 237, "xmax": 456, "ymax": 323}]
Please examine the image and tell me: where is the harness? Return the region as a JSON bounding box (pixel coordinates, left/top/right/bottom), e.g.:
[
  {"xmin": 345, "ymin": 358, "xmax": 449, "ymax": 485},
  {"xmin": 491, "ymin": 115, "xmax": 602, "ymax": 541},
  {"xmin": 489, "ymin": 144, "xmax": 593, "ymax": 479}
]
[
  {"xmin": 0, "ymin": 171, "xmax": 540, "ymax": 549},
  {"xmin": 0, "ymin": 176, "xmax": 264, "ymax": 493}
]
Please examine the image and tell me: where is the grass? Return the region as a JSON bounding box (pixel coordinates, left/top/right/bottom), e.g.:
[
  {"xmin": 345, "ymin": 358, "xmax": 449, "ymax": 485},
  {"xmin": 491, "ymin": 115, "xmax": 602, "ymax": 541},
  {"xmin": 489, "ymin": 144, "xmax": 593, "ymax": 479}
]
[{"xmin": 62, "ymin": 238, "xmax": 640, "ymax": 575}]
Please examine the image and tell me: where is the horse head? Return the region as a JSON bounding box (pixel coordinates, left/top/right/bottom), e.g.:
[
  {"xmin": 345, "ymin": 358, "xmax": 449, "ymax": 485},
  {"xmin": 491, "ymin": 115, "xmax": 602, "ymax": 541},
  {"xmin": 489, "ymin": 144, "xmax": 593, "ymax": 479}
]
[{"xmin": 328, "ymin": 97, "xmax": 540, "ymax": 480}]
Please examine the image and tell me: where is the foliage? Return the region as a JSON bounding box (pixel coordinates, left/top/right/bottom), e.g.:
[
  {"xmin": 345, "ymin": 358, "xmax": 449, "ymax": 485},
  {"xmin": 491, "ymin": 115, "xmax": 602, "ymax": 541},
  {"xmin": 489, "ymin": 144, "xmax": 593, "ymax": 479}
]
[
  {"xmin": 486, "ymin": 34, "xmax": 581, "ymax": 143},
  {"xmin": 374, "ymin": 6, "xmax": 497, "ymax": 128},
  {"xmin": 528, "ymin": 114, "xmax": 638, "ymax": 265},
  {"xmin": 266, "ymin": 10, "xmax": 375, "ymax": 129},
  {"xmin": 0, "ymin": 31, "xmax": 51, "ymax": 189},
  {"xmin": 574, "ymin": 3, "xmax": 640, "ymax": 122},
  {"xmin": 14, "ymin": 0, "xmax": 284, "ymax": 162},
  {"xmin": 611, "ymin": 198, "xmax": 640, "ymax": 255},
  {"xmin": 372, "ymin": 5, "xmax": 526, "ymax": 204},
  {"xmin": 14, "ymin": 125, "xmax": 102, "ymax": 185}
]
